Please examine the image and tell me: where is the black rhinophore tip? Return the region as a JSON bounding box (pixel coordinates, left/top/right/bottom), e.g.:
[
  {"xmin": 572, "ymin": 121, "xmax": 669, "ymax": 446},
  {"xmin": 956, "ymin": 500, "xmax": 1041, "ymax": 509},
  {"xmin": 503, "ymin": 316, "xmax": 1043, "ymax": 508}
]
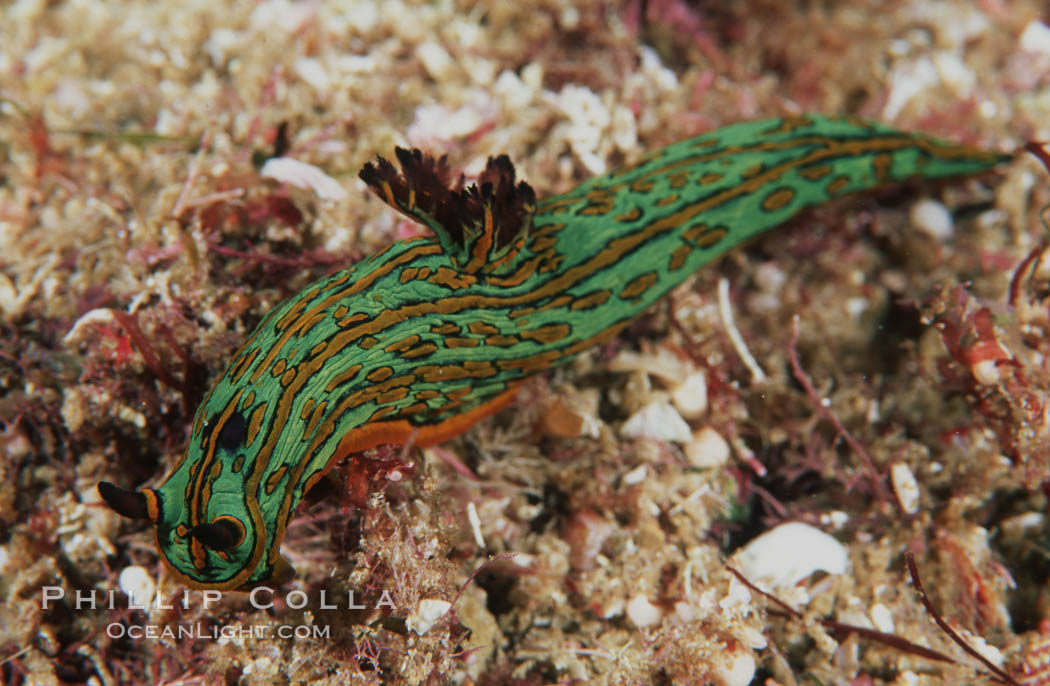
[{"xmin": 98, "ymin": 481, "xmax": 151, "ymax": 520}]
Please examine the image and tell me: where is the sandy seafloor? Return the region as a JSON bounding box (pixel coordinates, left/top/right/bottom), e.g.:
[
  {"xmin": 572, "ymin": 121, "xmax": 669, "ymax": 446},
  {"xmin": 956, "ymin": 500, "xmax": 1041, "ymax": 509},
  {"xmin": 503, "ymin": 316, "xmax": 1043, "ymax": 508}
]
[{"xmin": 4, "ymin": 0, "xmax": 1050, "ymax": 684}]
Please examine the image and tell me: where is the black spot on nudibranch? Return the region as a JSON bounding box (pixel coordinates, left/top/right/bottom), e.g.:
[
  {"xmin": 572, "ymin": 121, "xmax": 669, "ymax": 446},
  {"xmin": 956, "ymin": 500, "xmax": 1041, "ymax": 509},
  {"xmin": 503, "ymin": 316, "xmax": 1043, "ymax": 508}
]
[{"xmin": 217, "ymin": 412, "xmax": 247, "ymax": 452}]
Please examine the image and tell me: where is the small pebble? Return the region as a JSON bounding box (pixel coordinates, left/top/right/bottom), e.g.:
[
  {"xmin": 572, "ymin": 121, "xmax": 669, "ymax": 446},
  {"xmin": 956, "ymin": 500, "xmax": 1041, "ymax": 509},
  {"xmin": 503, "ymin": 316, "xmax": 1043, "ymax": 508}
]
[
  {"xmin": 608, "ymin": 346, "xmax": 689, "ymax": 385},
  {"xmin": 621, "ymin": 401, "xmax": 692, "ymax": 443},
  {"xmin": 870, "ymin": 602, "xmax": 895, "ymax": 633},
  {"xmin": 683, "ymin": 427, "xmax": 731, "ymax": 468},
  {"xmin": 731, "ymin": 522, "xmax": 848, "ymax": 592},
  {"xmin": 625, "ymin": 594, "xmax": 662, "ymax": 627},
  {"xmin": 932, "ymin": 51, "xmax": 975, "ymax": 95},
  {"xmin": 622, "ymin": 464, "xmax": 647, "ymax": 486},
  {"xmin": 971, "ymin": 357, "xmax": 1001, "ymax": 385},
  {"xmin": 910, "ymin": 198, "xmax": 953, "ymax": 240},
  {"xmin": 118, "ymin": 566, "xmax": 155, "ymax": 609},
  {"xmin": 407, "ymin": 599, "xmax": 451, "ymax": 635},
  {"xmin": 415, "ymin": 41, "xmax": 454, "ymax": 80},
  {"xmin": 1020, "ymin": 20, "xmax": 1050, "ymax": 55},
  {"xmin": 708, "ymin": 644, "xmax": 756, "ymax": 686},
  {"xmin": 294, "ymin": 57, "xmax": 330, "ymax": 92},
  {"xmin": 671, "ymin": 370, "xmax": 708, "ymax": 418},
  {"xmin": 890, "ymin": 462, "xmax": 920, "ymax": 514}
]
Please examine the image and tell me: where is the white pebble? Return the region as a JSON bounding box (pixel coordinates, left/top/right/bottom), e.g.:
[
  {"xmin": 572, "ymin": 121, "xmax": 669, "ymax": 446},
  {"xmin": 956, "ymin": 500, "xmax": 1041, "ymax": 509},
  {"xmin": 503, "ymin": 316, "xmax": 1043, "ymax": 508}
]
[
  {"xmin": 869, "ymin": 602, "xmax": 895, "ymax": 633},
  {"xmin": 558, "ymin": 5, "xmax": 580, "ymax": 30},
  {"xmin": 622, "ymin": 464, "xmax": 647, "ymax": 486},
  {"xmin": 493, "ymin": 69, "xmax": 533, "ymax": 110},
  {"xmin": 966, "ymin": 631, "xmax": 1005, "ymax": 667},
  {"xmin": 407, "ymin": 101, "xmax": 488, "ymax": 145},
  {"xmin": 890, "ymin": 462, "xmax": 920, "ymax": 514},
  {"xmin": 731, "ymin": 522, "xmax": 848, "ymax": 593},
  {"xmin": 611, "ymin": 105, "xmax": 638, "ymax": 152},
  {"xmin": 415, "ymin": 42, "xmax": 454, "ymax": 81},
  {"xmin": 1020, "ymin": 20, "xmax": 1050, "ymax": 56},
  {"xmin": 466, "ymin": 502, "xmax": 484, "ymax": 548},
  {"xmin": 407, "ymin": 598, "xmax": 451, "ymax": 635},
  {"xmin": 671, "ymin": 370, "xmax": 708, "ymax": 418},
  {"xmin": 708, "ymin": 645, "xmax": 756, "ymax": 686},
  {"xmin": 972, "ymin": 357, "xmax": 1001, "ymax": 385},
  {"xmin": 625, "ymin": 594, "xmax": 662, "ymax": 627},
  {"xmin": 1001, "ymin": 511, "xmax": 1044, "ymax": 534},
  {"xmin": 753, "ymin": 261, "xmax": 787, "ymax": 293},
  {"xmin": 932, "ymin": 52, "xmax": 976, "ymax": 95},
  {"xmin": 204, "ymin": 28, "xmax": 242, "ymax": 67},
  {"xmin": 608, "ymin": 346, "xmax": 689, "ymax": 385},
  {"xmin": 718, "ymin": 576, "xmax": 752, "ymax": 612},
  {"xmin": 846, "ymin": 296, "xmax": 869, "ymax": 319},
  {"xmin": 898, "ymin": 671, "xmax": 920, "ymax": 686},
  {"xmin": 910, "ymin": 198, "xmax": 954, "ymax": 240},
  {"xmin": 294, "ymin": 57, "xmax": 330, "ymax": 92},
  {"xmin": 118, "ymin": 566, "xmax": 156, "ymax": 609},
  {"xmin": 621, "ymin": 401, "xmax": 692, "ymax": 443},
  {"xmin": 883, "ymin": 56, "xmax": 938, "ymax": 120},
  {"xmin": 819, "ymin": 510, "xmax": 850, "ymax": 529},
  {"xmin": 684, "ymin": 427, "xmax": 730, "ymax": 468}
]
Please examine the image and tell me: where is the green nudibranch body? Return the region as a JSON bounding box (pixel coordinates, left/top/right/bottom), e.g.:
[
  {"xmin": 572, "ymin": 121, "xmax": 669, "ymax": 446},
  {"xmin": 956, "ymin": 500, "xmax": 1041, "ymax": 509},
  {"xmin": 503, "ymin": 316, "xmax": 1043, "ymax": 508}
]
[{"xmin": 98, "ymin": 114, "xmax": 1006, "ymax": 589}]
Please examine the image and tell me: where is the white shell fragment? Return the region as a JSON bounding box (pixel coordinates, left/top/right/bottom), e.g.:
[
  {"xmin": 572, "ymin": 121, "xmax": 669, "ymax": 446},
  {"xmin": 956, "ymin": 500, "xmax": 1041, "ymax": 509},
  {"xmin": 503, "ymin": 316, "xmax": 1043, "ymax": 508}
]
[
  {"xmin": 260, "ymin": 157, "xmax": 348, "ymax": 200},
  {"xmin": 621, "ymin": 401, "xmax": 692, "ymax": 443},
  {"xmin": 910, "ymin": 198, "xmax": 954, "ymax": 240},
  {"xmin": 683, "ymin": 427, "xmax": 731, "ymax": 468},
  {"xmin": 708, "ymin": 643, "xmax": 756, "ymax": 686},
  {"xmin": 731, "ymin": 522, "xmax": 848, "ymax": 593},
  {"xmin": 118, "ymin": 565, "xmax": 156, "ymax": 609},
  {"xmin": 64, "ymin": 307, "xmax": 115, "ymax": 345},
  {"xmin": 972, "ymin": 358, "xmax": 1001, "ymax": 385},
  {"xmin": 1020, "ymin": 20, "xmax": 1050, "ymax": 55},
  {"xmin": 890, "ymin": 462, "xmax": 921, "ymax": 514},
  {"xmin": 625, "ymin": 594, "xmax": 662, "ymax": 627},
  {"xmin": 622, "ymin": 464, "xmax": 647, "ymax": 486},
  {"xmin": 608, "ymin": 346, "xmax": 689, "ymax": 385},
  {"xmin": 407, "ymin": 598, "xmax": 451, "ymax": 635},
  {"xmin": 415, "ymin": 41, "xmax": 454, "ymax": 81},
  {"xmin": 671, "ymin": 370, "xmax": 708, "ymax": 418},
  {"xmin": 870, "ymin": 602, "xmax": 895, "ymax": 633}
]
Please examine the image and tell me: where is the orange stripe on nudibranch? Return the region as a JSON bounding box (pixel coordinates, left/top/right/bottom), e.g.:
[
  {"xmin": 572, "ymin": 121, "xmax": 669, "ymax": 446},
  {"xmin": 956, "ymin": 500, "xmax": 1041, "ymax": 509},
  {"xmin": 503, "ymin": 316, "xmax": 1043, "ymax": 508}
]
[
  {"xmin": 385, "ymin": 335, "xmax": 421, "ymax": 353},
  {"xmin": 620, "ymin": 272, "xmax": 659, "ymax": 300},
  {"xmin": 761, "ymin": 187, "xmax": 796, "ymax": 212},
  {"xmin": 827, "ymin": 175, "xmax": 851, "ymax": 194},
  {"xmin": 430, "ymin": 322, "xmax": 460, "ymax": 335},
  {"xmin": 570, "ymin": 290, "xmax": 612, "ymax": 310},
  {"xmin": 669, "ymin": 245, "xmax": 691, "ymax": 271},
  {"xmin": 521, "ymin": 323, "xmax": 571, "ymax": 344},
  {"xmin": 247, "ymin": 402, "xmax": 268, "ymax": 447},
  {"xmin": 799, "ymin": 165, "xmax": 832, "ymax": 180},
  {"xmin": 367, "ymin": 367, "xmax": 395, "ymax": 382}
]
